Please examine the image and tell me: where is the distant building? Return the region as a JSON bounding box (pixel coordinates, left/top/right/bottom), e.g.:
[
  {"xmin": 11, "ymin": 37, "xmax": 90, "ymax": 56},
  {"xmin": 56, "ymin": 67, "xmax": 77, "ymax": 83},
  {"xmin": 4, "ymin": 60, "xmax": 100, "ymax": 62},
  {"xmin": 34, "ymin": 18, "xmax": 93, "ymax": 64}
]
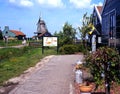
[
  {"xmin": 2, "ymin": 26, "xmax": 26, "ymax": 40},
  {"xmin": 34, "ymin": 17, "xmax": 52, "ymax": 39},
  {"xmin": 101, "ymin": 0, "xmax": 120, "ymax": 50}
]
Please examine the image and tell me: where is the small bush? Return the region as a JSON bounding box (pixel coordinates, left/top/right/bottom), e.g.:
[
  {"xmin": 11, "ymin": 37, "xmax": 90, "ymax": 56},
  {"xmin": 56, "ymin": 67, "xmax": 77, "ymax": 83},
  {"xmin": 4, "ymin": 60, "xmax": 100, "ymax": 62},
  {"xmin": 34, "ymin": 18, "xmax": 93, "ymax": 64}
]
[
  {"xmin": 59, "ymin": 44, "xmax": 78, "ymax": 54},
  {"xmin": 76, "ymin": 44, "xmax": 88, "ymax": 54}
]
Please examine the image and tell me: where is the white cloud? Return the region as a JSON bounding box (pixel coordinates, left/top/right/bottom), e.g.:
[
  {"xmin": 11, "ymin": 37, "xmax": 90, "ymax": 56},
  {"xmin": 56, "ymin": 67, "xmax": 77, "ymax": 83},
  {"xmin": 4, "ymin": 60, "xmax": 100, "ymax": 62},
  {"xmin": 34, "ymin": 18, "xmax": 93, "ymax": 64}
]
[
  {"xmin": 69, "ymin": 0, "xmax": 92, "ymax": 9},
  {"xmin": 37, "ymin": 0, "xmax": 64, "ymax": 8},
  {"xmin": 20, "ymin": 0, "xmax": 34, "ymax": 7},
  {"xmin": 9, "ymin": 0, "xmax": 34, "ymax": 7}
]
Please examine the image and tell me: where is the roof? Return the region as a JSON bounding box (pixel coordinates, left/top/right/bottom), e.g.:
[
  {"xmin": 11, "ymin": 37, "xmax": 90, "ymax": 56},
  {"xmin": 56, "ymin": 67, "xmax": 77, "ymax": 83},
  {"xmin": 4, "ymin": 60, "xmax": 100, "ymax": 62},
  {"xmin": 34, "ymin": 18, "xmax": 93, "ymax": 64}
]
[
  {"xmin": 97, "ymin": 6, "xmax": 102, "ymax": 14},
  {"xmin": 101, "ymin": 0, "xmax": 107, "ymax": 15},
  {"xmin": 10, "ymin": 30, "xmax": 25, "ymax": 36},
  {"xmin": 94, "ymin": 5, "xmax": 103, "ymax": 24}
]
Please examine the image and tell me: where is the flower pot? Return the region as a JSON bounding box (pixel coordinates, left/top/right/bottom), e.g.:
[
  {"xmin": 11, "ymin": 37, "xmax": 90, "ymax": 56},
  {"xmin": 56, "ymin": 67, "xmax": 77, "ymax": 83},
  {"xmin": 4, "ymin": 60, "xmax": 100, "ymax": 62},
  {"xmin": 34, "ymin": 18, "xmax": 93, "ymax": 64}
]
[{"xmin": 79, "ymin": 85, "xmax": 93, "ymax": 92}]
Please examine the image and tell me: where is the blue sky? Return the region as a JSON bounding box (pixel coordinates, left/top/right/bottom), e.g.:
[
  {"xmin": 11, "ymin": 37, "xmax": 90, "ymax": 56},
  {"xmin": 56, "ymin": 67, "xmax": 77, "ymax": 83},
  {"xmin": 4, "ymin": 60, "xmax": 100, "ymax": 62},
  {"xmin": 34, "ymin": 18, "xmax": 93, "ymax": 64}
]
[{"xmin": 0, "ymin": 0, "xmax": 104, "ymax": 37}]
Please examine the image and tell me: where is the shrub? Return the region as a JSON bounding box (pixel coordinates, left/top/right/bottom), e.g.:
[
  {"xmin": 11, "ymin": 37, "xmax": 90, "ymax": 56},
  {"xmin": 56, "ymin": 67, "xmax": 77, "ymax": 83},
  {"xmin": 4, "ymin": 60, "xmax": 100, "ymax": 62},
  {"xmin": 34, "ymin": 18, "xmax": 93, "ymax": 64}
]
[
  {"xmin": 59, "ymin": 44, "xmax": 78, "ymax": 54},
  {"xmin": 86, "ymin": 47, "xmax": 120, "ymax": 83},
  {"xmin": 58, "ymin": 37, "xmax": 73, "ymax": 47},
  {"xmin": 85, "ymin": 47, "xmax": 120, "ymax": 93},
  {"xmin": 76, "ymin": 44, "xmax": 89, "ymax": 54}
]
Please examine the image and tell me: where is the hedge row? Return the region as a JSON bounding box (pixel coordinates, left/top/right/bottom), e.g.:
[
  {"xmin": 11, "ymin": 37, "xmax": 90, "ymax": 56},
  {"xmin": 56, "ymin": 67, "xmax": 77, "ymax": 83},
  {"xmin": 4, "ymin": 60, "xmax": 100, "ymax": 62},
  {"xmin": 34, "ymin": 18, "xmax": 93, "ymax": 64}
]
[{"xmin": 59, "ymin": 44, "xmax": 87, "ymax": 54}]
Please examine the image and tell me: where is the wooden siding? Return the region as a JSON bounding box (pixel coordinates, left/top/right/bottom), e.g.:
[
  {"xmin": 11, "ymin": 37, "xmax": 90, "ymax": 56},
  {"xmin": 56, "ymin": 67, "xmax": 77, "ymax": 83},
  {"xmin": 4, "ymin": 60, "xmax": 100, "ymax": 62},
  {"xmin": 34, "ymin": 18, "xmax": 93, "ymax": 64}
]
[
  {"xmin": 102, "ymin": 0, "xmax": 120, "ymax": 50},
  {"xmin": 116, "ymin": 3, "xmax": 120, "ymax": 38}
]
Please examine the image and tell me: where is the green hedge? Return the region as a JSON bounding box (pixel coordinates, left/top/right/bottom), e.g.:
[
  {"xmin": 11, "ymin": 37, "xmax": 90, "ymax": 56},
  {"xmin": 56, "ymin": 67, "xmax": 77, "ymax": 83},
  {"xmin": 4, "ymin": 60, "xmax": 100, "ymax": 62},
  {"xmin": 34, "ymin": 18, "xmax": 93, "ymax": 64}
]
[
  {"xmin": 59, "ymin": 44, "xmax": 78, "ymax": 54},
  {"xmin": 59, "ymin": 44, "xmax": 89, "ymax": 54}
]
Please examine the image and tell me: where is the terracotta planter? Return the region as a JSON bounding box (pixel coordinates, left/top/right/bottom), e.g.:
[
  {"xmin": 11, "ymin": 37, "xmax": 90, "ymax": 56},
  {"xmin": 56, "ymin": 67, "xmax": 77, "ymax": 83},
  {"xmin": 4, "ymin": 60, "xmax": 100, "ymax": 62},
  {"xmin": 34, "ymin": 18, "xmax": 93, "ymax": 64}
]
[{"xmin": 79, "ymin": 85, "xmax": 93, "ymax": 92}]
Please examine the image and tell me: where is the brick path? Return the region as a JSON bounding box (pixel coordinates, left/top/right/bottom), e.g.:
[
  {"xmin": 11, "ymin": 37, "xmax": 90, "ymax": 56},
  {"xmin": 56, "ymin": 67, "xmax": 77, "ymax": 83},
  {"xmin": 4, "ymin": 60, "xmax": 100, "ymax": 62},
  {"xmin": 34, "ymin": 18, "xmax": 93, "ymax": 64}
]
[{"xmin": 9, "ymin": 55, "xmax": 83, "ymax": 94}]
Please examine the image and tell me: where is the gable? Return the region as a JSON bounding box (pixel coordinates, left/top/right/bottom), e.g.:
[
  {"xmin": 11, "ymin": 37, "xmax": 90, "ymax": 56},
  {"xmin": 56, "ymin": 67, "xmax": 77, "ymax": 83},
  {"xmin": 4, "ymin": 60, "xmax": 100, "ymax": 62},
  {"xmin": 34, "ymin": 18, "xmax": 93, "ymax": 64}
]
[
  {"xmin": 2, "ymin": 26, "xmax": 15, "ymax": 37},
  {"xmin": 97, "ymin": 6, "xmax": 102, "ymax": 14},
  {"xmin": 93, "ymin": 6, "xmax": 102, "ymax": 24}
]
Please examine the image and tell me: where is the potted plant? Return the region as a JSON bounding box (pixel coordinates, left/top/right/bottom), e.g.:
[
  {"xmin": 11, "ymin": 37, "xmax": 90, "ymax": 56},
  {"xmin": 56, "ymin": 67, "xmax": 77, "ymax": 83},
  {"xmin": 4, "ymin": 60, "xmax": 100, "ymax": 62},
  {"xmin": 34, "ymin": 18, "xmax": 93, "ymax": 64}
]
[
  {"xmin": 75, "ymin": 62, "xmax": 95, "ymax": 92},
  {"xmin": 85, "ymin": 47, "xmax": 120, "ymax": 94},
  {"xmin": 79, "ymin": 84, "xmax": 93, "ymax": 92},
  {"xmin": 79, "ymin": 76, "xmax": 95, "ymax": 93}
]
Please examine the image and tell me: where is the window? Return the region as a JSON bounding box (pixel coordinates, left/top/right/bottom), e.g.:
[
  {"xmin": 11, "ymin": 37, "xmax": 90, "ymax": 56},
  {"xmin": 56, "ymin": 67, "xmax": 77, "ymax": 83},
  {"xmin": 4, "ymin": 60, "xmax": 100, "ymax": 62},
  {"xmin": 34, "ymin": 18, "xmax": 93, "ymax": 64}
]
[{"xmin": 110, "ymin": 11, "xmax": 116, "ymax": 39}]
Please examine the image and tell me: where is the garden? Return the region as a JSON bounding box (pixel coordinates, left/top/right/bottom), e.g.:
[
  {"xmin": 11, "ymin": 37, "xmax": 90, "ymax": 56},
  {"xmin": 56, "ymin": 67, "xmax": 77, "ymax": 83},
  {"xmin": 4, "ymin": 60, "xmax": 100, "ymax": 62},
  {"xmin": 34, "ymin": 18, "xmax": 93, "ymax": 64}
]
[{"xmin": 74, "ymin": 47, "xmax": 120, "ymax": 94}]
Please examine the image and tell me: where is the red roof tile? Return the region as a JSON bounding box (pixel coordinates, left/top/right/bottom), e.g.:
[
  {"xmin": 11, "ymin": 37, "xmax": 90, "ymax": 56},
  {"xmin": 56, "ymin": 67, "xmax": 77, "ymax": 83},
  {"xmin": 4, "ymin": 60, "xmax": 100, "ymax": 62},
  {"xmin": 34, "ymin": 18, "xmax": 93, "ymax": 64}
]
[
  {"xmin": 10, "ymin": 30, "xmax": 25, "ymax": 36},
  {"xmin": 97, "ymin": 6, "xmax": 102, "ymax": 14}
]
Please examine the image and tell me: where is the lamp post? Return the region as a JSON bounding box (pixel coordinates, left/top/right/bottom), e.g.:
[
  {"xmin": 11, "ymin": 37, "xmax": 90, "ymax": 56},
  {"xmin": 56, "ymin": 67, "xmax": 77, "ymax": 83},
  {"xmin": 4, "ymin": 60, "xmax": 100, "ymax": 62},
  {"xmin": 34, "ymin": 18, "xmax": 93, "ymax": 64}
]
[{"xmin": 104, "ymin": 62, "xmax": 111, "ymax": 94}]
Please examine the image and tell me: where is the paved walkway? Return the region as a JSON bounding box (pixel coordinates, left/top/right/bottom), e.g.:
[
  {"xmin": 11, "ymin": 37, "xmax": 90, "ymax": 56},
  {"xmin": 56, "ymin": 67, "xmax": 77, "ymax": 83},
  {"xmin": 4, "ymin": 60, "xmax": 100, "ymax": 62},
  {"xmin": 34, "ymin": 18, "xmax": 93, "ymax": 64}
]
[{"xmin": 9, "ymin": 55, "xmax": 83, "ymax": 94}]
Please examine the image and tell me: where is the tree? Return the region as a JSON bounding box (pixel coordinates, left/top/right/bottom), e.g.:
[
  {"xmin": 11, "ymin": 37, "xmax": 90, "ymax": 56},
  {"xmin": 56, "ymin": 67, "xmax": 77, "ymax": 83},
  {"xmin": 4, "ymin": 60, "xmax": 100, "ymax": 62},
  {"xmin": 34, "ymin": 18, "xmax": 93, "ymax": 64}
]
[
  {"xmin": 78, "ymin": 13, "xmax": 93, "ymax": 47},
  {"xmin": 63, "ymin": 22, "xmax": 76, "ymax": 39},
  {"xmin": 54, "ymin": 31, "xmax": 64, "ymax": 39},
  {"xmin": 54, "ymin": 22, "xmax": 76, "ymax": 46}
]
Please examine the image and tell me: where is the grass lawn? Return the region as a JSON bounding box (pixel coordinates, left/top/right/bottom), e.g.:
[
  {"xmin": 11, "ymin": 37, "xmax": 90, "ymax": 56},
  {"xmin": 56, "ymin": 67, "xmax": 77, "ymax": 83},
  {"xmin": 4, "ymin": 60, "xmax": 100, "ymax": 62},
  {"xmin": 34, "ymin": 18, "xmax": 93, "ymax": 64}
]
[
  {"xmin": 0, "ymin": 40, "xmax": 23, "ymax": 47},
  {"xmin": 0, "ymin": 47, "xmax": 57, "ymax": 86}
]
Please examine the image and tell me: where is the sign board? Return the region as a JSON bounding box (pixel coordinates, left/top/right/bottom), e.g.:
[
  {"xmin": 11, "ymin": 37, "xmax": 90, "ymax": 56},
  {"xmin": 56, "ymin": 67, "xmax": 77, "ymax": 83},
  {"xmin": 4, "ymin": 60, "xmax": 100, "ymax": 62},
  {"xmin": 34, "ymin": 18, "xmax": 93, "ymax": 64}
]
[{"xmin": 43, "ymin": 37, "xmax": 58, "ymax": 47}]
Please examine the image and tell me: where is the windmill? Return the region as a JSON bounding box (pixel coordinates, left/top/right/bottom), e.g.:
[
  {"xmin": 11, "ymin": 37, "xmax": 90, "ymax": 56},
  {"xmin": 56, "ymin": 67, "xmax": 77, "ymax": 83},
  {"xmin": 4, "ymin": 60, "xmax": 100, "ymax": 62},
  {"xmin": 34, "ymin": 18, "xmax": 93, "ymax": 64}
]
[{"xmin": 34, "ymin": 14, "xmax": 52, "ymax": 39}]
